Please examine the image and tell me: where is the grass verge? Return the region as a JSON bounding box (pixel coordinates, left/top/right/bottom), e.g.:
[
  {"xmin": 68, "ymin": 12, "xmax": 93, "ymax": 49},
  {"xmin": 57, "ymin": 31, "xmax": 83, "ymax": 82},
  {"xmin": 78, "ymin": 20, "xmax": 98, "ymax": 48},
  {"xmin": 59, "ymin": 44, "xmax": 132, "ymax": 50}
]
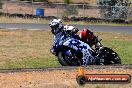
[
  {"xmin": 0, "ymin": 16, "xmax": 132, "ymax": 26},
  {"xmin": 0, "ymin": 30, "xmax": 131, "ymax": 69}
]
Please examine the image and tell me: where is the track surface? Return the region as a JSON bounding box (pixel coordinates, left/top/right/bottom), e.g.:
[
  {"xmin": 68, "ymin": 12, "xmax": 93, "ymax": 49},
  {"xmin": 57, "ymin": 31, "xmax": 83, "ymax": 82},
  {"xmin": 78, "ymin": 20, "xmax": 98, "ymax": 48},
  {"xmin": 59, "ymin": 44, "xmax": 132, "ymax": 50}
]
[
  {"xmin": 0, "ymin": 23, "xmax": 132, "ymax": 34},
  {"xmin": 0, "ymin": 65, "xmax": 132, "ymax": 73},
  {"xmin": 0, "ymin": 65, "xmax": 132, "ymax": 88}
]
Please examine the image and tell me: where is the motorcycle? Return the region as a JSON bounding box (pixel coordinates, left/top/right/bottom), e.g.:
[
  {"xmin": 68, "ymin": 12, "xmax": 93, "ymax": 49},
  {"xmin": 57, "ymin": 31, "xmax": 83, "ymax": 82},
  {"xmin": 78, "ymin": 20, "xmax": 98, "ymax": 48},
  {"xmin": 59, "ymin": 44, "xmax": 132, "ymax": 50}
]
[{"xmin": 51, "ymin": 31, "xmax": 121, "ymax": 66}]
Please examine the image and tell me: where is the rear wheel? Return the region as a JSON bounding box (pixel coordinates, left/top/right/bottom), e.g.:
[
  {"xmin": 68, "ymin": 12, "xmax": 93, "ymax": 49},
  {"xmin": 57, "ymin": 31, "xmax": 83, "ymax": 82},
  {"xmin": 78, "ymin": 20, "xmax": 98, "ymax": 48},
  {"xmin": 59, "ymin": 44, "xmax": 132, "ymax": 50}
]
[
  {"xmin": 97, "ymin": 47, "xmax": 121, "ymax": 65},
  {"xmin": 57, "ymin": 47, "xmax": 83, "ymax": 66}
]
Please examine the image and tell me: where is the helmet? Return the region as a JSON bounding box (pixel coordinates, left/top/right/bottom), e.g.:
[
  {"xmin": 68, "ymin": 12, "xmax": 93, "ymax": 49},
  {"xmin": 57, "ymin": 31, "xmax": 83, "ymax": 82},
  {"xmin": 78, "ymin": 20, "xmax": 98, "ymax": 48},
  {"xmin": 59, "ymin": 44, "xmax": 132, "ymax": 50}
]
[
  {"xmin": 64, "ymin": 25, "xmax": 79, "ymax": 34},
  {"xmin": 80, "ymin": 29, "xmax": 94, "ymax": 40},
  {"xmin": 49, "ymin": 19, "xmax": 63, "ymax": 35},
  {"xmin": 64, "ymin": 25, "xmax": 74, "ymax": 34}
]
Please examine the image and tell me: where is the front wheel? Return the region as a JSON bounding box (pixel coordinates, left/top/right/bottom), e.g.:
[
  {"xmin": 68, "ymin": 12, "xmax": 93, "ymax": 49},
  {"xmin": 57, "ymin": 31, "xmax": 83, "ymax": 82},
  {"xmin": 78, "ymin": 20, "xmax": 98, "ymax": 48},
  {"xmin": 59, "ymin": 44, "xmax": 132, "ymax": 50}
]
[{"xmin": 57, "ymin": 48, "xmax": 83, "ymax": 66}]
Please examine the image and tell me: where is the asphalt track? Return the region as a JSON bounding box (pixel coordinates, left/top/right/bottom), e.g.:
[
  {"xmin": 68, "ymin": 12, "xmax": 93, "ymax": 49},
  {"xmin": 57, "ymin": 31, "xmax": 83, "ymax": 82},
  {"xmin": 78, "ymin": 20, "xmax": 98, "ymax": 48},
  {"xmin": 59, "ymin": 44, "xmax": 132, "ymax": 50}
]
[
  {"xmin": 0, "ymin": 23, "xmax": 132, "ymax": 34},
  {"xmin": 0, "ymin": 65, "xmax": 132, "ymax": 73}
]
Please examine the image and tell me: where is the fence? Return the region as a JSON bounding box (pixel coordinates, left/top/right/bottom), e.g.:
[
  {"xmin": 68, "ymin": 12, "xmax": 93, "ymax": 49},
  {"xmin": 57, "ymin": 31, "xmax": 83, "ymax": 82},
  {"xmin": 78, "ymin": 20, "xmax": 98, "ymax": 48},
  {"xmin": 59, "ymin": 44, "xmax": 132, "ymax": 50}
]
[{"xmin": 0, "ymin": 1, "xmax": 132, "ymax": 21}]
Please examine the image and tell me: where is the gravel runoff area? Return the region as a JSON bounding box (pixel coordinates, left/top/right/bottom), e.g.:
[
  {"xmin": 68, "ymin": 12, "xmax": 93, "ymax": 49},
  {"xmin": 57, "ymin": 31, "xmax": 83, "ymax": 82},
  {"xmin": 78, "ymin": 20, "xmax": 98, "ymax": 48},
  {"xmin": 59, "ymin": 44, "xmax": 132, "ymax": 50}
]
[{"xmin": 0, "ymin": 66, "xmax": 132, "ymax": 88}]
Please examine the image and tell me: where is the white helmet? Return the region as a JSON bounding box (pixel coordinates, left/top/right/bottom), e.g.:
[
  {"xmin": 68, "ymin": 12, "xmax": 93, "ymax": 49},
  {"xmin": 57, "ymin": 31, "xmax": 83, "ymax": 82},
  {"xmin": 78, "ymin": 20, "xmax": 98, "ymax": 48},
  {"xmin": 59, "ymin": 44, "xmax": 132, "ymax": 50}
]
[
  {"xmin": 49, "ymin": 19, "xmax": 64, "ymax": 35},
  {"xmin": 64, "ymin": 25, "xmax": 79, "ymax": 34}
]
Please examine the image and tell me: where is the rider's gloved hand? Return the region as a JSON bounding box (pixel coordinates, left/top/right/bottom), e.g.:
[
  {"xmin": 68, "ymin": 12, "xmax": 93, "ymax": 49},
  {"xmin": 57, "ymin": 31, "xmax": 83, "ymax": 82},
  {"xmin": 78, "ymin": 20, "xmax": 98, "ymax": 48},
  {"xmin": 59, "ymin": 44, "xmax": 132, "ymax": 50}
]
[
  {"xmin": 72, "ymin": 28, "xmax": 79, "ymax": 34},
  {"xmin": 92, "ymin": 36, "xmax": 98, "ymax": 44}
]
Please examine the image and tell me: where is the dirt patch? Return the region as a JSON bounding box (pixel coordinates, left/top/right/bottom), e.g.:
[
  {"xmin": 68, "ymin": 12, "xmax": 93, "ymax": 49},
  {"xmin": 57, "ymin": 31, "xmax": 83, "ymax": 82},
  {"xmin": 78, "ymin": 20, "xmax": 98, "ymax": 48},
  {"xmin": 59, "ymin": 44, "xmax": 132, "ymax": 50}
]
[{"xmin": 0, "ymin": 68, "xmax": 131, "ymax": 88}]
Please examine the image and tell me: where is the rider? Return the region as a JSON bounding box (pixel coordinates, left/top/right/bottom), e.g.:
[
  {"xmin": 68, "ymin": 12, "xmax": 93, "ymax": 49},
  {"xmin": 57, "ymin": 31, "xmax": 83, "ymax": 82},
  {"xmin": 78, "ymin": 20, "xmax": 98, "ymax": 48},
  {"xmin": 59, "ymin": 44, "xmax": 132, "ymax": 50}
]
[
  {"xmin": 49, "ymin": 19, "xmax": 64, "ymax": 35},
  {"xmin": 49, "ymin": 18, "xmax": 96, "ymax": 65},
  {"xmin": 49, "ymin": 19, "xmax": 64, "ymax": 55},
  {"xmin": 79, "ymin": 29, "xmax": 98, "ymax": 47},
  {"xmin": 49, "ymin": 19, "xmax": 78, "ymax": 37},
  {"xmin": 64, "ymin": 25, "xmax": 98, "ymax": 47},
  {"xmin": 63, "ymin": 24, "xmax": 79, "ymax": 39}
]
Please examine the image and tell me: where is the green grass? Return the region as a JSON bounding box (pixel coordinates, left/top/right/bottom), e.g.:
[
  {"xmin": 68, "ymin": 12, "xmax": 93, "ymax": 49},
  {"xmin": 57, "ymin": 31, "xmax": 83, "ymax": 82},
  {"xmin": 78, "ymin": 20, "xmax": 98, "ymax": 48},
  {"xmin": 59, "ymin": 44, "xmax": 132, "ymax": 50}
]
[
  {"xmin": 0, "ymin": 30, "xmax": 131, "ymax": 69},
  {"xmin": 0, "ymin": 30, "xmax": 61, "ymax": 69},
  {"xmin": 2, "ymin": 57, "xmax": 61, "ymax": 69},
  {"xmin": 102, "ymin": 40, "xmax": 132, "ymax": 64}
]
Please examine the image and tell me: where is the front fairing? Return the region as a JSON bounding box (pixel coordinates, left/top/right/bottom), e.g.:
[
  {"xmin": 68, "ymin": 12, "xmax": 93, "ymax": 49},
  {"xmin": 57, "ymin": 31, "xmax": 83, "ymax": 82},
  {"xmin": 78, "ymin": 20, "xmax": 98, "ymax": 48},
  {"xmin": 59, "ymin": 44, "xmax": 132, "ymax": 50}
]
[
  {"xmin": 52, "ymin": 32, "xmax": 65, "ymax": 54},
  {"xmin": 52, "ymin": 32, "xmax": 76, "ymax": 55}
]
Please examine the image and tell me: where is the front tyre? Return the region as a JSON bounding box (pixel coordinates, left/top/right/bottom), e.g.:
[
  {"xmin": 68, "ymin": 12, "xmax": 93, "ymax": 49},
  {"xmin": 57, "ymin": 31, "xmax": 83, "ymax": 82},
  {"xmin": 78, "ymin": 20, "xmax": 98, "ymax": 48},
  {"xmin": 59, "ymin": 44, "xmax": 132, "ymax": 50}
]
[
  {"xmin": 58, "ymin": 51, "xmax": 69, "ymax": 66},
  {"xmin": 57, "ymin": 48, "xmax": 82, "ymax": 66}
]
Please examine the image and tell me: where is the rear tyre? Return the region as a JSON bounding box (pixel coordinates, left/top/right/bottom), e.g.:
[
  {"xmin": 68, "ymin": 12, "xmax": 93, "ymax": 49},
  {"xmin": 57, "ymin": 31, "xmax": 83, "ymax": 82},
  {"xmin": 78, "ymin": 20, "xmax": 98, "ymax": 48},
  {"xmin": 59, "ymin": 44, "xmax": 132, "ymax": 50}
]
[{"xmin": 97, "ymin": 47, "xmax": 121, "ymax": 65}]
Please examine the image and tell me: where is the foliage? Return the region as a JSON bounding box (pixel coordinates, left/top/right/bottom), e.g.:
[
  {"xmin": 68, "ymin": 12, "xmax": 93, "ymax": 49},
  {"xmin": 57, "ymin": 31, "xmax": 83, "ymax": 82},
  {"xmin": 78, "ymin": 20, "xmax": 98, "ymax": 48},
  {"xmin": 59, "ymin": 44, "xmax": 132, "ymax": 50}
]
[
  {"xmin": 98, "ymin": 0, "xmax": 131, "ymax": 19},
  {"xmin": 64, "ymin": 0, "xmax": 71, "ymax": 4}
]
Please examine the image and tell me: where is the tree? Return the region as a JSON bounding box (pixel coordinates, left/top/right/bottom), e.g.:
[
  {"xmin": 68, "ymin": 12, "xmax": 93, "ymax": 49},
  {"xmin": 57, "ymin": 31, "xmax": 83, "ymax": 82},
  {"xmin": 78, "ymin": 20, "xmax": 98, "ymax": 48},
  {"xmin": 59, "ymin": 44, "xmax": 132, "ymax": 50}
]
[
  {"xmin": 99, "ymin": 0, "xmax": 131, "ymax": 19},
  {"xmin": 64, "ymin": 0, "xmax": 71, "ymax": 4}
]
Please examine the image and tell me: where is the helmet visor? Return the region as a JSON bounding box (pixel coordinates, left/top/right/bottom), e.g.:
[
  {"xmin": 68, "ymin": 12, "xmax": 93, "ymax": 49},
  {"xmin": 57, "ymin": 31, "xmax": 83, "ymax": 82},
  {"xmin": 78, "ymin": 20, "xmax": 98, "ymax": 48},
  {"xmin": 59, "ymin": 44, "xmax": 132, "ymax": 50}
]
[
  {"xmin": 50, "ymin": 23, "xmax": 59, "ymax": 34},
  {"xmin": 50, "ymin": 23, "xmax": 59, "ymax": 29}
]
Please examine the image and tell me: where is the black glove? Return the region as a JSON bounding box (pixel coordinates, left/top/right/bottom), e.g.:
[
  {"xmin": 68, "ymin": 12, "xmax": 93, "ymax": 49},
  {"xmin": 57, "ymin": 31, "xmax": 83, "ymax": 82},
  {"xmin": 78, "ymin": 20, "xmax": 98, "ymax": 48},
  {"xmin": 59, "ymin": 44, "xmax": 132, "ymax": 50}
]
[
  {"xmin": 93, "ymin": 36, "xmax": 98, "ymax": 44},
  {"xmin": 71, "ymin": 28, "xmax": 79, "ymax": 34}
]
